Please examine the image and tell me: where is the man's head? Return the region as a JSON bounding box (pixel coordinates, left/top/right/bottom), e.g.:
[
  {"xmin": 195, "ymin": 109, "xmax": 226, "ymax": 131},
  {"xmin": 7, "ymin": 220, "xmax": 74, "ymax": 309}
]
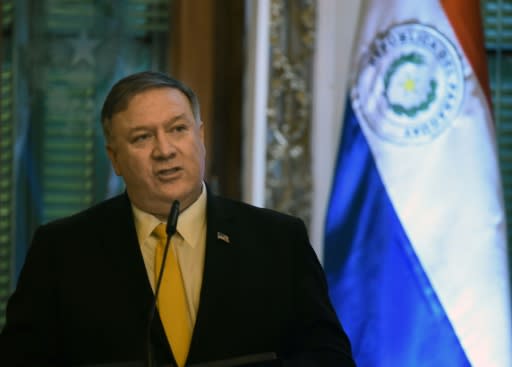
[{"xmin": 102, "ymin": 71, "xmax": 205, "ymax": 217}]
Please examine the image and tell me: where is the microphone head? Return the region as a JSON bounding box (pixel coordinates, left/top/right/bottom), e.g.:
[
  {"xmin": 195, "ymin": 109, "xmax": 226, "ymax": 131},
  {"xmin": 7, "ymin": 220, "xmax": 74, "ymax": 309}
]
[{"xmin": 166, "ymin": 200, "xmax": 180, "ymax": 236}]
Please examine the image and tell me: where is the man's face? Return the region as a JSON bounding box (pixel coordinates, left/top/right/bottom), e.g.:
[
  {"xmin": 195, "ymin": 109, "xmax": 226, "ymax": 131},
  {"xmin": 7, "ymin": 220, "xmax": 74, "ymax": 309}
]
[{"xmin": 106, "ymin": 87, "xmax": 205, "ymax": 217}]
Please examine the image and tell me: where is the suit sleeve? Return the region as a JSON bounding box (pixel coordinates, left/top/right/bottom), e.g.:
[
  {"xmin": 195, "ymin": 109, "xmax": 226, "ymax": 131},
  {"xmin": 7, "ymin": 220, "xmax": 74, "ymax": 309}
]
[
  {"xmin": 0, "ymin": 225, "xmax": 60, "ymax": 366},
  {"xmin": 284, "ymin": 218, "xmax": 356, "ymax": 367}
]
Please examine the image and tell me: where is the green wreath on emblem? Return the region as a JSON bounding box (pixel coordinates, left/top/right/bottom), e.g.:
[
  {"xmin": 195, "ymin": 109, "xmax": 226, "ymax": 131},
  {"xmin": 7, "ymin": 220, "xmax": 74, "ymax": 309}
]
[{"xmin": 383, "ymin": 52, "xmax": 437, "ymax": 118}]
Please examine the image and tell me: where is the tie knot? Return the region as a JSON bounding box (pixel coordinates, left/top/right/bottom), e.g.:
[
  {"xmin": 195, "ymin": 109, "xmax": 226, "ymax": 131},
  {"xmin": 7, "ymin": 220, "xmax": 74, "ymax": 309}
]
[{"xmin": 153, "ymin": 223, "xmax": 167, "ymax": 241}]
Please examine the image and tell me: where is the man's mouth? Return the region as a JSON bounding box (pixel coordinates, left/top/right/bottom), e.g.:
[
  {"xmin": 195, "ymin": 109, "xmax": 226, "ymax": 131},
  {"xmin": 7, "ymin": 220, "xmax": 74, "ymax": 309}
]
[{"xmin": 156, "ymin": 167, "xmax": 181, "ymax": 178}]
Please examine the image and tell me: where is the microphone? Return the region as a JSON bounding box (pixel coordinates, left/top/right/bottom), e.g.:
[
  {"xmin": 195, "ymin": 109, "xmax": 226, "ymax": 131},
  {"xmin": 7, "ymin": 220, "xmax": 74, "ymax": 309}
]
[
  {"xmin": 166, "ymin": 201, "xmax": 180, "ymax": 237},
  {"xmin": 146, "ymin": 200, "xmax": 180, "ymax": 367}
]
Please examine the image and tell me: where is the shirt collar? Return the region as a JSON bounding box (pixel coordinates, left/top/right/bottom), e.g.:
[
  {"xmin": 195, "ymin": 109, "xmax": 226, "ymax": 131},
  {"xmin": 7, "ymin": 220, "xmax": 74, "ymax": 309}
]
[
  {"xmin": 131, "ymin": 182, "xmax": 207, "ymax": 248},
  {"xmin": 175, "ymin": 183, "xmax": 207, "ymax": 248}
]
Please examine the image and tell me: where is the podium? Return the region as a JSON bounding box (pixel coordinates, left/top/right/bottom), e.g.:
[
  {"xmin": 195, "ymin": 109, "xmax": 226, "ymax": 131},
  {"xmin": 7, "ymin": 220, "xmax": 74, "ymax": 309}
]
[{"xmin": 84, "ymin": 352, "xmax": 279, "ymax": 367}]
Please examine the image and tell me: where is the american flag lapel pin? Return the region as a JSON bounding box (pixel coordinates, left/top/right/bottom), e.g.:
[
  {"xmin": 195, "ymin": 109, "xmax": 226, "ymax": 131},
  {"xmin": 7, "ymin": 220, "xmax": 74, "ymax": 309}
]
[{"xmin": 217, "ymin": 232, "xmax": 230, "ymax": 244}]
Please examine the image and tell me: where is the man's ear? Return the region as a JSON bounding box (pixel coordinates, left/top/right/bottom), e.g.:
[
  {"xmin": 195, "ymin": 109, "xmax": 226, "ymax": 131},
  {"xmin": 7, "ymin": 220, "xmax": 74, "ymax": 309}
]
[{"xmin": 106, "ymin": 144, "xmax": 122, "ymax": 176}]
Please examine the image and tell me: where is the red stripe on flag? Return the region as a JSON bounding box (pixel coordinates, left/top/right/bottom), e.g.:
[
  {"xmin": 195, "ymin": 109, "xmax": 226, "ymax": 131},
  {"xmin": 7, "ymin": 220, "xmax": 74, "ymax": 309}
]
[{"xmin": 441, "ymin": 0, "xmax": 492, "ymax": 109}]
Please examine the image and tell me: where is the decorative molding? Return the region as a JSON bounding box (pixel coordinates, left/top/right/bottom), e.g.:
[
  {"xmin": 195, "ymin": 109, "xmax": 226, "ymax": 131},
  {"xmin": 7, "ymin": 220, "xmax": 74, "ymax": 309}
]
[{"xmin": 266, "ymin": 0, "xmax": 316, "ymax": 223}]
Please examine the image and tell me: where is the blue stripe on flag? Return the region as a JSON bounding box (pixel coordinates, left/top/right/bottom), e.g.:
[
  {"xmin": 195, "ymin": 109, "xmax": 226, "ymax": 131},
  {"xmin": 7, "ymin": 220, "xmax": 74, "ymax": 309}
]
[{"xmin": 324, "ymin": 101, "xmax": 470, "ymax": 367}]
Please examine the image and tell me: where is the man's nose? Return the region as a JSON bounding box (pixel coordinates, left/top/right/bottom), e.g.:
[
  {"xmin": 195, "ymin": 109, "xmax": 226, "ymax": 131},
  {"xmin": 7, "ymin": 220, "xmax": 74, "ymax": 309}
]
[{"xmin": 152, "ymin": 132, "xmax": 176, "ymax": 159}]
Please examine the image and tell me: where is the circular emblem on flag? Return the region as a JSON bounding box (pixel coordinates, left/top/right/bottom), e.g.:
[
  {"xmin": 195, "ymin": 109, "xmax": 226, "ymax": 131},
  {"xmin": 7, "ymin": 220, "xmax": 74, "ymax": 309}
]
[{"xmin": 351, "ymin": 23, "xmax": 465, "ymax": 145}]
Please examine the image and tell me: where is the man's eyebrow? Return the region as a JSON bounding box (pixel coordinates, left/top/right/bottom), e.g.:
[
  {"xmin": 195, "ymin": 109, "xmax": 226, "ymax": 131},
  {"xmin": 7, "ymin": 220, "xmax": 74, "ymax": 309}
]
[
  {"xmin": 166, "ymin": 113, "xmax": 189, "ymax": 124},
  {"xmin": 127, "ymin": 114, "xmax": 190, "ymax": 133},
  {"xmin": 127, "ymin": 126, "xmax": 151, "ymax": 134}
]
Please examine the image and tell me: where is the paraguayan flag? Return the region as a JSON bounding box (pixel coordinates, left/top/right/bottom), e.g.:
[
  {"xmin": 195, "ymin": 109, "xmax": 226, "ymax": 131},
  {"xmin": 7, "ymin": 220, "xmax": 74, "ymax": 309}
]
[{"xmin": 324, "ymin": 0, "xmax": 512, "ymax": 365}]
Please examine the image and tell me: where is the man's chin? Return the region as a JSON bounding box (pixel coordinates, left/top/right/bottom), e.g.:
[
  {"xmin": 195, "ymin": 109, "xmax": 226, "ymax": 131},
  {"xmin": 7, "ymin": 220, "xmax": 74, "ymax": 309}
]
[{"xmin": 128, "ymin": 194, "xmax": 174, "ymax": 218}]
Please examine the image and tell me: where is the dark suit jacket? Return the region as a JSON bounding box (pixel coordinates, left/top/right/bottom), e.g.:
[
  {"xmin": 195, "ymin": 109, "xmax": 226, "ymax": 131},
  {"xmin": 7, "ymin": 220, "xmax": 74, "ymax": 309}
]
[{"xmin": 0, "ymin": 191, "xmax": 355, "ymax": 366}]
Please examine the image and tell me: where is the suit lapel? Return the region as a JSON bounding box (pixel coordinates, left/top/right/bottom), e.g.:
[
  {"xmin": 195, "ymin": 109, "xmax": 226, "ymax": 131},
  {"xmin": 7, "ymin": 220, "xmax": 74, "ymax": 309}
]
[
  {"xmin": 98, "ymin": 194, "xmax": 152, "ymax": 301},
  {"xmin": 98, "ymin": 194, "xmax": 173, "ymax": 363},
  {"xmin": 187, "ymin": 192, "xmax": 241, "ymax": 362}
]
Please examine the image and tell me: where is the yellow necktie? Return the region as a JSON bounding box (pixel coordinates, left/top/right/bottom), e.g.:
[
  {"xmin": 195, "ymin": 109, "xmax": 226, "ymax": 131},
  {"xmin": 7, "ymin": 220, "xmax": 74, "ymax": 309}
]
[{"xmin": 153, "ymin": 223, "xmax": 191, "ymax": 367}]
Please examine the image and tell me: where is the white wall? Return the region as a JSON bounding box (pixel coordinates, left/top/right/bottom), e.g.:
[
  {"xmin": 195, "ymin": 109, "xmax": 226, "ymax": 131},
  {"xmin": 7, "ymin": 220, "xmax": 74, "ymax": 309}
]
[
  {"xmin": 242, "ymin": 0, "xmax": 271, "ymax": 208},
  {"xmin": 310, "ymin": 0, "xmax": 362, "ymax": 259}
]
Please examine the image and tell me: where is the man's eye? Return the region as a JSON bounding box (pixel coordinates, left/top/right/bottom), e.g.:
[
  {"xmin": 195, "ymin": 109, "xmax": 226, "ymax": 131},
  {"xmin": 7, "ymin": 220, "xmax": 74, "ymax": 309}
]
[
  {"xmin": 133, "ymin": 134, "xmax": 150, "ymax": 143},
  {"xmin": 172, "ymin": 125, "xmax": 187, "ymax": 133}
]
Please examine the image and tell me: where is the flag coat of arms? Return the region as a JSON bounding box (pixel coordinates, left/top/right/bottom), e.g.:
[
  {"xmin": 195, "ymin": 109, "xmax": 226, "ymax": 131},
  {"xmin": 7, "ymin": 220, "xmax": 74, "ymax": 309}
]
[{"xmin": 324, "ymin": 0, "xmax": 512, "ymax": 365}]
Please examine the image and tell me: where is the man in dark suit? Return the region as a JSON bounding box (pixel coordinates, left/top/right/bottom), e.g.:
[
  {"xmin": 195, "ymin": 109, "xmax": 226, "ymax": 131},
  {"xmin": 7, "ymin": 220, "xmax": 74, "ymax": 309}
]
[{"xmin": 0, "ymin": 71, "xmax": 355, "ymax": 366}]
